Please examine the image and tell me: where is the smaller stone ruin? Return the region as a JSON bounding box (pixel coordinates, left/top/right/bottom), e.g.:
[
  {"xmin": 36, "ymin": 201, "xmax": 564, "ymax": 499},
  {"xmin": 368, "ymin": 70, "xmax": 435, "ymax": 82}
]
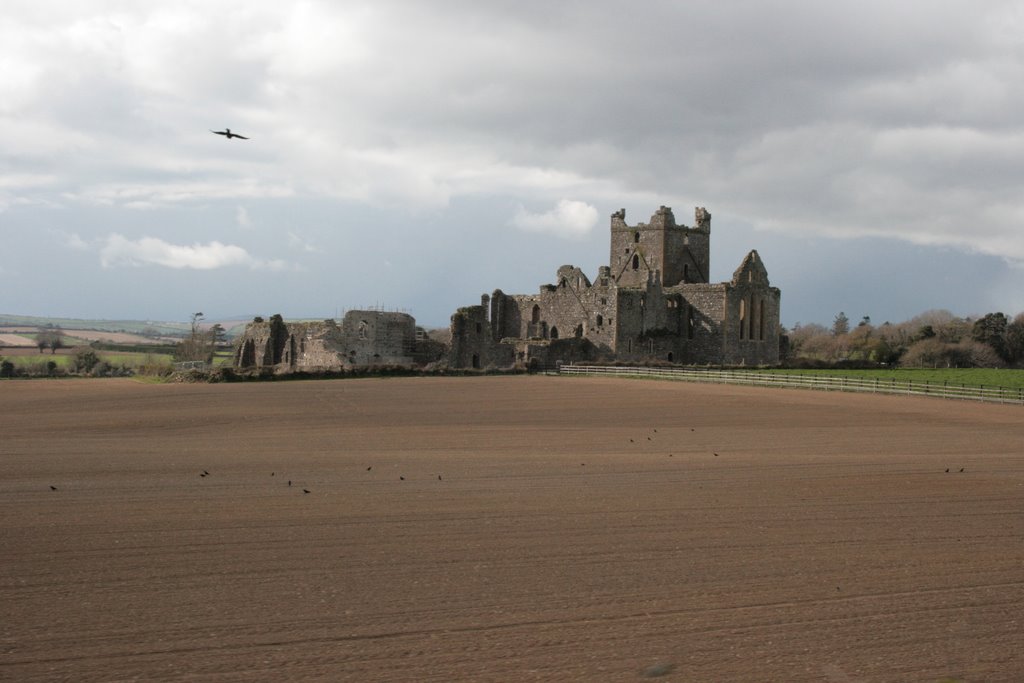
[{"xmin": 233, "ymin": 310, "xmax": 446, "ymax": 372}]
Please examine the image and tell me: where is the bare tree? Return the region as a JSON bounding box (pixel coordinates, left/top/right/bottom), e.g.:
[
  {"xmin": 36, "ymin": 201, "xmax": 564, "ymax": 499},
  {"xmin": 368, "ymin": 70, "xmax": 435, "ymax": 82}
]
[
  {"xmin": 34, "ymin": 326, "xmax": 64, "ymax": 354},
  {"xmin": 48, "ymin": 327, "xmax": 64, "ymax": 355},
  {"xmin": 174, "ymin": 312, "xmax": 214, "ymax": 363}
]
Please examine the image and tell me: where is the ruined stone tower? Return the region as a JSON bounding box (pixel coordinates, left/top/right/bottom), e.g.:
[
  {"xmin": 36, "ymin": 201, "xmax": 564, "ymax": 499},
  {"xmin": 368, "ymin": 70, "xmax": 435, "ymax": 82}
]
[{"xmin": 609, "ymin": 206, "xmax": 711, "ymax": 287}]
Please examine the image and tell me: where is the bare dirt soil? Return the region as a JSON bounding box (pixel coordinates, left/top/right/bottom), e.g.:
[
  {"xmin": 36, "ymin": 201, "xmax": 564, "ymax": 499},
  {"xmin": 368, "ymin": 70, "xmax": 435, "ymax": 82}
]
[
  {"xmin": 0, "ymin": 334, "xmax": 35, "ymax": 348},
  {"xmin": 2, "ymin": 377, "xmax": 1022, "ymax": 682}
]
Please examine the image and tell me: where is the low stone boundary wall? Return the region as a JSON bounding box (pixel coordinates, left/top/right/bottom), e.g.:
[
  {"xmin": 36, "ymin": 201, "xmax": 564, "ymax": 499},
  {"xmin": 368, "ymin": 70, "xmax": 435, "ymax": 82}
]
[{"xmin": 173, "ymin": 361, "xmax": 210, "ymax": 372}]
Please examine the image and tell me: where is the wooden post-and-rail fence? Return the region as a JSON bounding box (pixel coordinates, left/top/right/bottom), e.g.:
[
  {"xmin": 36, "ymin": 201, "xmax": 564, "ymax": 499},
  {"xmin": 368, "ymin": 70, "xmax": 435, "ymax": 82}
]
[{"xmin": 557, "ymin": 365, "xmax": 1024, "ymax": 406}]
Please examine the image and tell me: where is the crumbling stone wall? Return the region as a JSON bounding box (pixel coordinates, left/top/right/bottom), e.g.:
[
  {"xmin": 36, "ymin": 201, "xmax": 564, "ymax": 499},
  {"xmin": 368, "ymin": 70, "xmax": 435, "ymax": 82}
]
[
  {"xmin": 672, "ymin": 284, "xmax": 728, "ymax": 364},
  {"xmin": 338, "ymin": 310, "xmax": 417, "ymax": 366},
  {"xmin": 233, "ymin": 310, "xmax": 441, "ymax": 372},
  {"xmin": 450, "ymin": 301, "xmax": 516, "ymax": 369}
]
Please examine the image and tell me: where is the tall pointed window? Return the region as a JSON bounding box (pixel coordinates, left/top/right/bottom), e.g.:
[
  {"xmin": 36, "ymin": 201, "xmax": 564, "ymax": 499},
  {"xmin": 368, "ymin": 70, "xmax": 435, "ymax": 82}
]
[
  {"xmin": 759, "ymin": 298, "xmax": 766, "ymax": 340},
  {"xmin": 749, "ymin": 295, "xmax": 755, "ymax": 340}
]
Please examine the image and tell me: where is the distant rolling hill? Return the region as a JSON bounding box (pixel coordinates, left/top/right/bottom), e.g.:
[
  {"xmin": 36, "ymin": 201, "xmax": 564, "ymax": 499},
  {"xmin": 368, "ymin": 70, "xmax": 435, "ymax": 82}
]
[{"xmin": 0, "ymin": 314, "xmax": 253, "ymax": 339}]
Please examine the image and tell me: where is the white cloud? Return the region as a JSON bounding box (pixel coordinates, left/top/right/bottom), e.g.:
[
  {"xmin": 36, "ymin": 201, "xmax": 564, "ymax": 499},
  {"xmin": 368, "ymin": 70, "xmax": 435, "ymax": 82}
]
[
  {"xmin": 65, "ymin": 180, "xmax": 295, "ymax": 209},
  {"xmin": 99, "ymin": 234, "xmax": 286, "ymax": 270},
  {"xmin": 62, "ymin": 231, "xmax": 90, "ymax": 251},
  {"xmin": 510, "ymin": 200, "xmax": 599, "ymax": 239},
  {"xmin": 236, "ymin": 205, "xmax": 253, "ymax": 229},
  {"xmin": 286, "ymin": 231, "xmax": 319, "ymax": 253}
]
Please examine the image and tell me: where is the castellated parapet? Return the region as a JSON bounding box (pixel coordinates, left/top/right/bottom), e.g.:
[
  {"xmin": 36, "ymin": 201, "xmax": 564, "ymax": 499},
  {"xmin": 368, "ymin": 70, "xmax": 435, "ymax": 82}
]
[
  {"xmin": 233, "ymin": 310, "xmax": 446, "ymax": 372},
  {"xmin": 450, "ymin": 205, "xmax": 782, "ymax": 368}
]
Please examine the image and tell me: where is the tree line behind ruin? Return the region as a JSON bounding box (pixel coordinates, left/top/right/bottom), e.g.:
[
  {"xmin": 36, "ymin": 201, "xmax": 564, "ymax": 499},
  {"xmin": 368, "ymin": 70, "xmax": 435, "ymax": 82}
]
[{"xmin": 785, "ymin": 309, "xmax": 1024, "ymax": 368}]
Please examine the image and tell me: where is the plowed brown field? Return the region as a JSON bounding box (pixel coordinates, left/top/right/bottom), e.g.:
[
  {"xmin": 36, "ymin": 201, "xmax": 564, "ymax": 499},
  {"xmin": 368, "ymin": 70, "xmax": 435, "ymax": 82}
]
[{"xmin": 2, "ymin": 377, "xmax": 1023, "ymax": 682}]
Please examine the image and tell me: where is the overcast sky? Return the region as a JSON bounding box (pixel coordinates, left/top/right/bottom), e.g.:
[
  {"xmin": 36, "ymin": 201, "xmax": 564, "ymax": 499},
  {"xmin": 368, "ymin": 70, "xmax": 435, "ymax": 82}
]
[{"xmin": 3, "ymin": 0, "xmax": 1023, "ymax": 328}]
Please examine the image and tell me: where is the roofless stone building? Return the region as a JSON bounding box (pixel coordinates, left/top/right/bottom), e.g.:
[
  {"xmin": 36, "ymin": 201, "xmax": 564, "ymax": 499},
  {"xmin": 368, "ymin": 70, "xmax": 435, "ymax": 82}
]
[
  {"xmin": 232, "ymin": 310, "xmax": 445, "ymax": 371},
  {"xmin": 449, "ymin": 206, "xmax": 781, "ymax": 369}
]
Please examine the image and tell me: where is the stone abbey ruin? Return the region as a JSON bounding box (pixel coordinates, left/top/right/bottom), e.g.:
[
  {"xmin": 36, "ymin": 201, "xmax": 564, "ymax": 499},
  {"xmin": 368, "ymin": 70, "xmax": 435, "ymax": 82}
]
[{"xmin": 233, "ymin": 205, "xmax": 781, "ymax": 371}]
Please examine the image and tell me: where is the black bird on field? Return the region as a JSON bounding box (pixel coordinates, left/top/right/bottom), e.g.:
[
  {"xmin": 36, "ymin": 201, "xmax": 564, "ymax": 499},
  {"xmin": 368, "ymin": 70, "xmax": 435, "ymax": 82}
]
[
  {"xmin": 960, "ymin": 467, "xmax": 965, "ymax": 472},
  {"xmin": 366, "ymin": 466, "xmax": 372, "ymax": 471},
  {"xmin": 713, "ymin": 452, "xmax": 719, "ymax": 457},
  {"xmin": 203, "ymin": 470, "xmax": 209, "ymax": 476},
  {"xmin": 288, "ymin": 480, "xmax": 292, "ymax": 486},
  {"xmin": 303, "ymin": 489, "xmax": 310, "ymax": 494},
  {"xmin": 438, "ymin": 475, "xmax": 442, "ymax": 480},
  {"xmin": 945, "ymin": 468, "xmax": 950, "ymax": 473},
  {"xmin": 400, "ymin": 476, "xmax": 405, "ymax": 480},
  {"xmin": 211, "ymin": 128, "xmax": 249, "ymax": 139},
  {"xmin": 49, "ymin": 485, "xmax": 58, "ymax": 491}
]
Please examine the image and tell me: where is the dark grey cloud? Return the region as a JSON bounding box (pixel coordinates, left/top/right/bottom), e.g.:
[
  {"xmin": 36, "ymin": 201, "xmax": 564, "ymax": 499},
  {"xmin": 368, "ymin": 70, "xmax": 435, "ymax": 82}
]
[{"xmin": 2, "ymin": 1, "xmax": 1022, "ymax": 324}]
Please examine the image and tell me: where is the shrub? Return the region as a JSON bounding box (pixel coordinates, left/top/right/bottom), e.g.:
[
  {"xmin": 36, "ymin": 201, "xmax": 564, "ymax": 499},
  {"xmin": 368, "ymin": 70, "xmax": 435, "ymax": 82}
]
[
  {"xmin": 139, "ymin": 364, "xmax": 174, "ymax": 378},
  {"xmin": 900, "ymin": 338, "xmax": 1005, "ymax": 368},
  {"xmin": 72, "ymin": 348, "xmax": 101, "ymax": 374}
]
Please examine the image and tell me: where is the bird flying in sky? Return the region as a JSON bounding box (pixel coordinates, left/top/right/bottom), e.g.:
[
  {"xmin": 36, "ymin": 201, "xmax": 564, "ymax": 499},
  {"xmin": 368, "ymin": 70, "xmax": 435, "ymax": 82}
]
[{"xmin": 211, "ymin": 128, "xmax": 249, "ymax": 140}]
